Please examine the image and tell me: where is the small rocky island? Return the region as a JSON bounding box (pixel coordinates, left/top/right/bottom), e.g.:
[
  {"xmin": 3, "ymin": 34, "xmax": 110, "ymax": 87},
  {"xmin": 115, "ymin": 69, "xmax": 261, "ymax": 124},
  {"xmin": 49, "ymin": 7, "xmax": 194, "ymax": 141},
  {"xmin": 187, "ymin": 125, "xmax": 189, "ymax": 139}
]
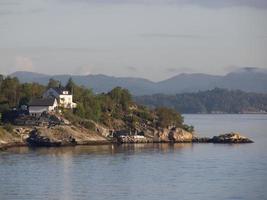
[
  {"xmin": 0, "ymin": 123, "xmax": 253, "ymax": 150},
  {"xmin": 0, "ymin": 77, "xmax": 253, "ymax": 150}
]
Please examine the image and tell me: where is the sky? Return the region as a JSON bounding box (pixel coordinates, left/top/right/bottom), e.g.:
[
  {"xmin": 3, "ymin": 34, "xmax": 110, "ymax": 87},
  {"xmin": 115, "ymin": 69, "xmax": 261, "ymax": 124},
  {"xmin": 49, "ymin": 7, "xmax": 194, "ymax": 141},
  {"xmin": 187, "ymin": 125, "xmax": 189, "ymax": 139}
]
[{"xmin": 0, "ymin": 0, "xmax": 267, "ymax": 81}]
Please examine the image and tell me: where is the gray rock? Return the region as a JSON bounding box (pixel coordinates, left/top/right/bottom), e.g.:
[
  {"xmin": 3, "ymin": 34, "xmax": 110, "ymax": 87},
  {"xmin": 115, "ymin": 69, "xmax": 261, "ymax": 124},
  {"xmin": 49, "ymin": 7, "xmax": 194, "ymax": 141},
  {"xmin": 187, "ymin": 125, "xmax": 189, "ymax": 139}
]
[{"xmin": 211, "ymin": 132, "xmax": 253, "ymax": 143}]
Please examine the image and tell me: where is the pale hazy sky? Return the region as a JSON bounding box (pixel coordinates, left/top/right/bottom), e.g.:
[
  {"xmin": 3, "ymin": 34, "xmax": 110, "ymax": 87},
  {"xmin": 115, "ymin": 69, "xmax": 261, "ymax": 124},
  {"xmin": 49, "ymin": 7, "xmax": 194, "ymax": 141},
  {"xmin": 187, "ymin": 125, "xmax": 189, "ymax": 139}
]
[{"xmin": 0, "ymin": 0, "xmax": 267, "ymax": 81}]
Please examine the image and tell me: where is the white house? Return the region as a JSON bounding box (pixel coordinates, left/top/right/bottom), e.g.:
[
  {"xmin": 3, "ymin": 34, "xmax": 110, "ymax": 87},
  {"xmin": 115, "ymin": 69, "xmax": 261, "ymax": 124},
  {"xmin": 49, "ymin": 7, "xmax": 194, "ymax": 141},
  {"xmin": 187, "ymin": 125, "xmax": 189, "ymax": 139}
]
[
  {"xmin": 28, "ymin": 98, "xmax": 58, "ymax": 116},
  {"xmin": 43, "ymin": 87, "xmax": 77, "ymax": 109}
]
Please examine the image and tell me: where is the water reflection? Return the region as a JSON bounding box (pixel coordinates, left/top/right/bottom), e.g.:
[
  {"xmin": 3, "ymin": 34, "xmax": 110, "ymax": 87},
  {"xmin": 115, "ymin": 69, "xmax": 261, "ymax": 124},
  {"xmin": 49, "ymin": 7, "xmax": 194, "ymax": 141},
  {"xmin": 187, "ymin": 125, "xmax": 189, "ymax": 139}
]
[
  {"xmin": 62, "ymin": 152, "xmax": 73, "ymax": 200},
  {"xmin": 3, "ymin": 143, "xmax": 193, "ymax": 157},
  {"xmin": 1, "ymin": 114, "xmax": 267, "ymax": 200}
]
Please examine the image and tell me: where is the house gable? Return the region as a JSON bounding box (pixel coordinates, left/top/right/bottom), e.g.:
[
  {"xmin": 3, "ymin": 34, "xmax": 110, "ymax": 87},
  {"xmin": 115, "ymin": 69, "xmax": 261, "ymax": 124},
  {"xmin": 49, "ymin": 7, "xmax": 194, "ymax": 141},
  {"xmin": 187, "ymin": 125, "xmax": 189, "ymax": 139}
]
[
  {"xmin": 43, "ymin": 87, "xmax": 76, "ymax": 109},
  {"xmin": 28, "ymin": 98, "xmax": 58, "ymax": 115}
]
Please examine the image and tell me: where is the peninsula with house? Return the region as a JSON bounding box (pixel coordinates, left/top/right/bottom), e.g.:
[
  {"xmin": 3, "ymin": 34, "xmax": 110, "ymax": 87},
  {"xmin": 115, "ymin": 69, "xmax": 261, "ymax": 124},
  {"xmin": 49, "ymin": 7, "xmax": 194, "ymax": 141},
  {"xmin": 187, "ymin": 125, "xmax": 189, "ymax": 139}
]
[{"xmin": 0, "ymin": 75, "xmax": 253, "ymax": 150}]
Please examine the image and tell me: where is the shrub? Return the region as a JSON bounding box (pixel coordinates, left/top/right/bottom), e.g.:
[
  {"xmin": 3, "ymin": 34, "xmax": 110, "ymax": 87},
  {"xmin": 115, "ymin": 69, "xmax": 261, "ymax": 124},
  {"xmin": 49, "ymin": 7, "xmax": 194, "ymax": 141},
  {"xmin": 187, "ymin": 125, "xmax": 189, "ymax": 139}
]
[
  {"xmin": 183, "ymin": 124, "xmax": 194, "ymax": 133},
  {"xmin": 155, "ymin": 107, "xmax": 184, "ymax": 128},
  {"xmin": 82, "ymin": 120, "xmax": 95, "ymax": 130},
  {"xmin": 3, "ymin": 123, "xmax": 13, "ymax": 133}
]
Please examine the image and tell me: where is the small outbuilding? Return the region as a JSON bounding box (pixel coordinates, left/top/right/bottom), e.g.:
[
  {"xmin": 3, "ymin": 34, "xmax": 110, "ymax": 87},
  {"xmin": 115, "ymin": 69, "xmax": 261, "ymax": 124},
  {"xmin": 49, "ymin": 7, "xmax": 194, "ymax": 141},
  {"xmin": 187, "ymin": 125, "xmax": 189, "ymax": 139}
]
[{"xmin": 28, "ymin": 98, "xmax": 58, "ymax": 116}]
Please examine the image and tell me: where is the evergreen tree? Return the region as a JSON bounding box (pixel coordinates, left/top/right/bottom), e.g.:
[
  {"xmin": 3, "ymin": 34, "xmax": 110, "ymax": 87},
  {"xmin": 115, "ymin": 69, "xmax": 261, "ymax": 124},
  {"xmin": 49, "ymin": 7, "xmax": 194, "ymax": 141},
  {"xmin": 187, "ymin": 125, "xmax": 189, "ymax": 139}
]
[
  {"xmin": 65, "ymin": 77, "xmax": 75, "ymax": 94},
  {"xmin": 47, "ymin": 78, "xmax": 60, "ymax": 88}
]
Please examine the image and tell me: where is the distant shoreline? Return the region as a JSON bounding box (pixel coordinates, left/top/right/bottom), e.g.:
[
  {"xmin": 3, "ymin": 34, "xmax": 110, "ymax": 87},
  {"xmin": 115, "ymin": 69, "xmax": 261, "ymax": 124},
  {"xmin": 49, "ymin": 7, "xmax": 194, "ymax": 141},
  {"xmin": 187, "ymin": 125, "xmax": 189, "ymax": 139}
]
[{"xmin": 182, "ymin": 113, "xmax": 267, "ymax": 115}]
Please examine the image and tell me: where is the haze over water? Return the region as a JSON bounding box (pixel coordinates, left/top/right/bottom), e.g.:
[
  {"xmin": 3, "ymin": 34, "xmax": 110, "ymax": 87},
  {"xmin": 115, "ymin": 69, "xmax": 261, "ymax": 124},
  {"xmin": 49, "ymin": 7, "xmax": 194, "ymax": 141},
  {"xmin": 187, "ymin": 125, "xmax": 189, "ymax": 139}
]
[{"xmin": 0, "ymin": 114, "xmax": 267, "ymax": 200}]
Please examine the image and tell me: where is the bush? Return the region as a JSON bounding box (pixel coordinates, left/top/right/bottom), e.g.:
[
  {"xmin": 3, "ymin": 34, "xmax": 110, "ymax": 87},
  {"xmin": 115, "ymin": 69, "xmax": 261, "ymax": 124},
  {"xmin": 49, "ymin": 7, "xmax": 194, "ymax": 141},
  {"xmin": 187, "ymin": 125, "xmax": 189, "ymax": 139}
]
[
  {"xmin": 82, "ymin": 120, "xmax": 95, "ymax": 130},
  {"xmin": 135, "ymin": 109, "xmax": 153, "ymax": 121},
  {"xmin": 0, "ymin": 102, "xmax": 10, "ymax": 113},
  {"xmin": 183, "ymin": 124, "xmax": 194, "ymax": 133},
  {"xmin": 3, "ymin": 123, "xmax": 13, "ymax": 133},
  {"xmin": 63, "ymin": 110, "xmax": 81, "ymax": 125},
  {"xmin": 155, "ymin": 107, "xmax": 184, "ymax": 128}
]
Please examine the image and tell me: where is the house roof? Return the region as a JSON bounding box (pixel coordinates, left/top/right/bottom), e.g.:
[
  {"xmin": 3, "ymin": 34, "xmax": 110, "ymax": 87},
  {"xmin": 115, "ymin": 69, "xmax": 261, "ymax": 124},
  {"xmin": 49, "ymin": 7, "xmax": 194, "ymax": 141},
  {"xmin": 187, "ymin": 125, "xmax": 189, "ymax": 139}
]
[
  {"xmin": 49, "ymin": 87, "xmax": 69, "ymax": 95},
  {"xmin": 29, "ymin": 98, "xmax": 57, "ymax": 106}
]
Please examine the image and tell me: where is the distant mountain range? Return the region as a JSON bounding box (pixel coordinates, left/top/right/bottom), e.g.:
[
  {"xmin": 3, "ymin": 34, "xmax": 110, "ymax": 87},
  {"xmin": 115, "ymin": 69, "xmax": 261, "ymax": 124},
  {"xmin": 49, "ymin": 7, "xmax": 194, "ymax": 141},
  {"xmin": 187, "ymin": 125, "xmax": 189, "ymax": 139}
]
[{"xmin": 9, "ymin": 67, "xmax": 267, "ymax": 95}]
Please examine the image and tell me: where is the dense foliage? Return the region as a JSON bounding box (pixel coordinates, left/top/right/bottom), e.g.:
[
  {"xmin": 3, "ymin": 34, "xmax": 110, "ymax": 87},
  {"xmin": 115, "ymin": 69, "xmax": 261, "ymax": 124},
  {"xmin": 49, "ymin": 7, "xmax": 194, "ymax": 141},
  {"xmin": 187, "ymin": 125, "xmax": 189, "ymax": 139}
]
[
  {"xmin": 0, "ymin": 75, "xmax": 45, "ymax": 113},
  {"xmin": 135, "ymin": 88, "xmax": 267, "ymax": 114},
  {"xmin": 0, "ymin": 75, "xmax": 189, "ymax": 131},
  {"xmin": 63, "ymin": 79, "xmax": 188, "ymax": 130}
]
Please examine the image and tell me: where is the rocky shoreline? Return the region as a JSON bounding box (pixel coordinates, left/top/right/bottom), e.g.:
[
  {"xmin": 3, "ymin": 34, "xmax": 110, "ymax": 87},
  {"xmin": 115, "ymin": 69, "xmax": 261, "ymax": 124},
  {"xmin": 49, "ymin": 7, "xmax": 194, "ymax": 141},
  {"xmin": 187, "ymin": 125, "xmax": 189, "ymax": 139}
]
[
  {"xmin": 193, "ymin": 133, "xmax": 254, "ymax": 143},
  {"xmin": 0, "ymin": 124, "xmax": 253, "ymax": 150},
  {"xmin": 116, "ymin": 132, "xmax": 253, "ymax": 144}
]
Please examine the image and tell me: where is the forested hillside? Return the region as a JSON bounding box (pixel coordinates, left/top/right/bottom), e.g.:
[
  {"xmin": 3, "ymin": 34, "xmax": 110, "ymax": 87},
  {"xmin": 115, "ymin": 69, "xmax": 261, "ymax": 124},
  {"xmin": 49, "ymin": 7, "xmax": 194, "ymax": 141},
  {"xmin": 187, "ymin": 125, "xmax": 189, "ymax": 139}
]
[
  {"xmin": 0, "ymin": 75, "xmax": 191, "ymax": 132},
  {"xmin": 135, "ymin": 88, "xmax": 267, "ymax": 114}
]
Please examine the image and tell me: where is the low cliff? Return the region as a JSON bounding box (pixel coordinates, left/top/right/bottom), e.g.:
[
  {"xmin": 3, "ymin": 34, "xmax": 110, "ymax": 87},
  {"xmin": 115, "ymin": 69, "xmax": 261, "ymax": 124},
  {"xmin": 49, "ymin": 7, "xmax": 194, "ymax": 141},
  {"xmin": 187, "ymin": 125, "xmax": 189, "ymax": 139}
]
[
  {"xmin": 27, "ymin": 125, "xmax": 110, "ymax": 147},
  {"xmin": 0, "ymin": 125, "xmax": 253, "ymax": 150},
  {"xmin": 193, "ymin": 132, "xmax": 254, "ymax": 143},
  {"xmin": 0, "ymin": 126, "xmax": 30, "ymax": 149},
  {"xmin": 116, "ymin": 130, "xmax": 253, "ymax": 144},
  {"xmin": 0, "ymin": 124, "xmax": 110, "ymax": 149},
  {"xmin": 157, "ymin": 127, "xmax": 193, "ymax": 143}
]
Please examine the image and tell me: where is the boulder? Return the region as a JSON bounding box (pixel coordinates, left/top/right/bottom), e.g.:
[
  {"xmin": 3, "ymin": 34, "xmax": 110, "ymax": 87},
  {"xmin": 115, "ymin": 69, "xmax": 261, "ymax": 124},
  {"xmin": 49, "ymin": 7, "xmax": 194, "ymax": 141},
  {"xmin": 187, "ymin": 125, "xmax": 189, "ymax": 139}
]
[
  {"xmin": 211, "ymin": 132, "xmax": 253, "ymax": 143},
  {"xmin": 158, "ymin": 127, "xmax": 193, "ymax": 143},
  {"xmin": 27, "ymin": 126, "xmax": 110, "ymax": 147},
  {"xmin": 27, "ymin": 127, "xmax": 74, "ymax": 147}
]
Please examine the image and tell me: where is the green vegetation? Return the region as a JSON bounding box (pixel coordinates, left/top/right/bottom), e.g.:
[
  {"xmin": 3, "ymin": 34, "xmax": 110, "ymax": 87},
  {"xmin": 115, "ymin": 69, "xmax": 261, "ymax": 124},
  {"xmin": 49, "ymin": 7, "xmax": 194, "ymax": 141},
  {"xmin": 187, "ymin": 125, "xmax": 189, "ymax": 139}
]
[
  {"xmin": 155, "ymin": 107, "xmax": 183, "ymax": 128},
  {"xmin": 3, "ymin": 123, "xmax": 13, "ymax": 133},
  {"xmin": 0, "ymin": 75, "xmax": 45, "ymax": 111},
  {"xmin": 0, "ymin": 75, "xmax": 191, "ymax": 132},
  {"xmin": 135, "ymin": 88, "xmax": 267, "ymax": 114},
  {"xmin": 47, "ymin": 78, "xmax": 61, "ymax": 89},
  {"xmin": 63, "ymin": 79, "xmax": 188, "ymax": 131}
]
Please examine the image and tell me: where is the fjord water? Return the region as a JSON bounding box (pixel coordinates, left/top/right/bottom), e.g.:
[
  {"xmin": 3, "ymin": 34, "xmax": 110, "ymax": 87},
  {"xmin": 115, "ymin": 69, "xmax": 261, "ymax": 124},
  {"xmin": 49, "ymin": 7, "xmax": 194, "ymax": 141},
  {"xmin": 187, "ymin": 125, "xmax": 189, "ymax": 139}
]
[{"xmin": 0, "ymin": 115, "xmax": 267, "ymax": 200}]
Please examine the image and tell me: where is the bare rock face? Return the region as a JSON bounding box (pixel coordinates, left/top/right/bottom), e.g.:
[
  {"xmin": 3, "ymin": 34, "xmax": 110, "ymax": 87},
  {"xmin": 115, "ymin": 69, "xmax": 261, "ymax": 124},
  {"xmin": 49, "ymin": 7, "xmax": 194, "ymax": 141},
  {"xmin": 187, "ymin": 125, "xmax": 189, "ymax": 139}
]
[
  {"xmin": 27, "ymin": 128, "xmax": 67, "ymax": 147},
  {"xmin": 27, "ymin": 126, "xmax": 110, "ymax": 147},
  {"xmin": 117, "ymin": 135, "xmax": 153, "ymax": 143},
  {"xmin": 0, "ymin": 127, "xmax": 29, "ymax": 149},
  {"xmin": 158, "ymin": 127, "xmax": 193, "ymax": 143},
  {"xmin": 211, "ymin": 132, "xmax": 253, "ymax": 143}
]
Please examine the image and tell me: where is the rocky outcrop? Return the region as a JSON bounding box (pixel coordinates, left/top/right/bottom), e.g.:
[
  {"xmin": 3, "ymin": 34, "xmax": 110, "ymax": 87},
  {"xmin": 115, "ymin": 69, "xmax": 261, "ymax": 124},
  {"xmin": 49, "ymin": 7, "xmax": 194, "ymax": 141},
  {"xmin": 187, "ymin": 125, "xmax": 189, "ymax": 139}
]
[
  {"xmin": 117, "ymin": 135, "xmax": 153, "ymax": 143},
  {"xmin": 115, "ymin": 127, "xmax": 194, "ymax": 143},
  {"xmin": 27, "ymin": 126, "xmax": 110, "ymax": 147},
  {"xmin": 0, "ymin": 127, "xmax": 30, "ymax": 149},
  {"xmin": 156, "ymin": 127, "xmax": 193, "ymax": 143},
  {"xmin": 114, "ymin": 129, "xmax": 253, "ymax": 144},
  {"xmin": 193, "ymin": 132, "xmax": 253, "ymax": 143},
  {"xmin": 1, "ymin": 124, "xmax": 254, "ymax": 150},
  {"xmin": 211, "ymin": 132, "xmax": 254, "ymax": 143}
]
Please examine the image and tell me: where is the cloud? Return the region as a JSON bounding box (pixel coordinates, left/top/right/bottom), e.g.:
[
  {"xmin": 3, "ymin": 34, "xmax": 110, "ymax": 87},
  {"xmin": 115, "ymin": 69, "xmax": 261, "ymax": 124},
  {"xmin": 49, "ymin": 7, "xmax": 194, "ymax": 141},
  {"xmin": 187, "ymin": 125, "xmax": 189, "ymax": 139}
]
[
  {"xmin": 223, "ymin": 66, "xmax": 267, "ymax": 74},
  {"xmin": 0, "ymin": 1, "xmax": 21, "ymax": 6},
  {"xmin": 15, "ymin": 56, "xmax": 34, "ymax": 71},
  {"xmin": 126, "ymin": 66, "xmax": 138, "ymax": 72},
  {"xmin": 73, "ymin": 66, "xmax": 91, "ymax": 75},
  {"xmin": 0, "ymin": 8, "xmax": 44, "ymax": 16},
  {"xmin": 63, "ymin": 0, "xmax": 267, "ymax": 8},
  {"xmin": 237, "ymin": 67, "xmax": 267, "ymax": 74},
  {"xmin": 258, "ymin": 35, "xmax": 267, "ymax": 39},
  {"xmin": 166, "ymin": 67, "xmax": 194, "ymax": 73},
  {"xmin": 140, "ymin": 33, "xmax": 210, "ymax": 39},
  {"xmin": 0, "ymin": 0, "xmax": 45, "ymax": 16}
]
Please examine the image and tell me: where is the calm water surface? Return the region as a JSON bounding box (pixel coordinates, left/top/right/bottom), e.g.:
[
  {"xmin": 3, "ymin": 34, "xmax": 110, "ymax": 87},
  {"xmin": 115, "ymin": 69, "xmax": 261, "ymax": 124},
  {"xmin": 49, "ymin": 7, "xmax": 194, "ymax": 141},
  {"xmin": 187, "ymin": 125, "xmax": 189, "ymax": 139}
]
[{"xmin": 0, "ymin": 114, "xmax": 267, "ymax": 200}]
